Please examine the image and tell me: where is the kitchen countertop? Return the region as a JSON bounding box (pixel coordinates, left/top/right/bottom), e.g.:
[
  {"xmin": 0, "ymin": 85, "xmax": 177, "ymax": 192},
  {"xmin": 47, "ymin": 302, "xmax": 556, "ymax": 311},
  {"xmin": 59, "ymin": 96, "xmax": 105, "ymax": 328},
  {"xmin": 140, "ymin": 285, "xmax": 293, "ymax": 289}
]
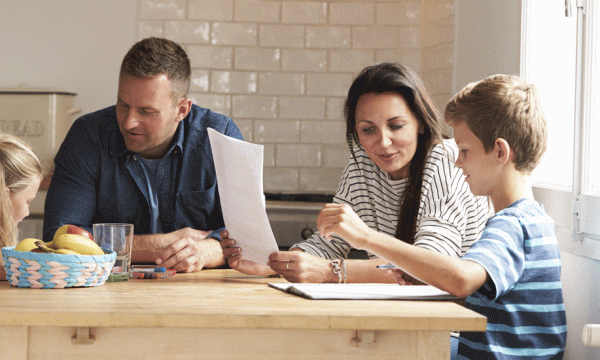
[
  {"xmin": 0, "ymin": 269, "xmax": 486, "ymax": 359},
  {"xmin": 0, "ymin": 269, "xmax": 485, "ymax": 330}
]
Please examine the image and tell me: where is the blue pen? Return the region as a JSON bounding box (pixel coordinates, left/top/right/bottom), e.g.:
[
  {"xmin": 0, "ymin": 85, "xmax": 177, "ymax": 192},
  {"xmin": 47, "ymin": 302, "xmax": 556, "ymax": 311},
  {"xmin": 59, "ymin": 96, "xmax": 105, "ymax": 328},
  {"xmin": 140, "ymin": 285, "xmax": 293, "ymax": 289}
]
[{"xmin": 376, "ymin": 263, "xmax": 400, "ymax": 269}]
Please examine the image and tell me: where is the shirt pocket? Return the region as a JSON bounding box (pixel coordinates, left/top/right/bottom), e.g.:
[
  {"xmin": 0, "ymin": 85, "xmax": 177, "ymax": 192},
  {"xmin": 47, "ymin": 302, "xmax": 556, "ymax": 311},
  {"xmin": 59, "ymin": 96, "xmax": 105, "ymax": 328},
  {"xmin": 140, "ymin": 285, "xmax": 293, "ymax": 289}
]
[{"xmin": 177, "ymin": 182, "xmax": 219, "ymax": 229}]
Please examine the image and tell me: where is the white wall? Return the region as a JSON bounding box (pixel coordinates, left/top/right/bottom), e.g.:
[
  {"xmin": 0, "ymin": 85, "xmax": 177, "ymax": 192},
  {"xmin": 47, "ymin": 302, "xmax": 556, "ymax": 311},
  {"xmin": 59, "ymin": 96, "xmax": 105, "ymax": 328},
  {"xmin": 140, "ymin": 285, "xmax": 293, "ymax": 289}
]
[
  {"xmin": 1, "ymin": 0, "xmax": 457, "ymax": 196},
  {"xmin": 0, "ymin": 0, "xmax": 138, "ymax": 117},
  {"xmin": 560, "ymin": 251, "xmax": 600, "ymax": 359},
  {"xmin": 135, "ymin": 0, "xmax": 457, "ymax": 195},
  {"xmin": 455, "ymin": 1, "xmax": 600, "ymax": 358},
  {"xmin": 453, "ymin": 0, "xmax": 521, "ymax": 91},
  {"xmin": 0, "ymin": 0, "xmax": 138, "ymax": 215}
]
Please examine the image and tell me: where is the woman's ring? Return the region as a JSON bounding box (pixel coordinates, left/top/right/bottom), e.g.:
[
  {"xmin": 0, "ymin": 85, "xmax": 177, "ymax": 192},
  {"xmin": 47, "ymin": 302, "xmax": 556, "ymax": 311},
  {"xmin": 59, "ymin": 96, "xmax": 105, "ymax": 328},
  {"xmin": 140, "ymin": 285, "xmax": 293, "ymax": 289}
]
[{"xmin": 286, "ymin": 262, "xmax": 290, "ymax": 270}]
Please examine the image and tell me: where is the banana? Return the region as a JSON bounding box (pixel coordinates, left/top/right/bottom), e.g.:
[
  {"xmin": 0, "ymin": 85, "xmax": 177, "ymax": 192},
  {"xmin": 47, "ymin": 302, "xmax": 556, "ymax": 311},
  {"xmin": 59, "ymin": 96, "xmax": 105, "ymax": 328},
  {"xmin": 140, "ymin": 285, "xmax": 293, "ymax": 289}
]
[
  {"xmin": 53, "ymin": 248, "xmax": 82, "ymax": 255},
  {"xmin": 35, "ymin": 240, "xmax": 55, "ymax": 253},
  {"xmin": 15, "ymin": 238, "xmax": 41, "ymax": 252},
  {"xmin": 34, "ymin": 241, "xmax": 80, "ymax": 255},
  {"xmin": 52, "ymin": 234, "xmax": 105, "ymax": 255}
]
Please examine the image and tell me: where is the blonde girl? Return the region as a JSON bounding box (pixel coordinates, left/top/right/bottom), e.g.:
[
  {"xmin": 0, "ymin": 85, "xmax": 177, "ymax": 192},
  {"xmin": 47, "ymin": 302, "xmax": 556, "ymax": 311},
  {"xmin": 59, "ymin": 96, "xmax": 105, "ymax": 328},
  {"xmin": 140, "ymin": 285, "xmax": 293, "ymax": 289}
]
[{"xmin": 0, "ymin": 133, "xmax": 43, "ymax": 279}]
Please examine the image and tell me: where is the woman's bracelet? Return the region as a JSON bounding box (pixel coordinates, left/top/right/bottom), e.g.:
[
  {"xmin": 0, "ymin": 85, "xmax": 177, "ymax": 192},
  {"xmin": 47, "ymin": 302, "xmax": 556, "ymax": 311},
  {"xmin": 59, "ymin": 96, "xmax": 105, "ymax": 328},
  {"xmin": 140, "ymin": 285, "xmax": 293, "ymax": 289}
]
[
  {"xmin": 331, "ymin": 259, "xmax": 347, "ymax": 283},
  {"xmin": 331, "ymin": 259, "xmax": 342, "ymax": 283}
]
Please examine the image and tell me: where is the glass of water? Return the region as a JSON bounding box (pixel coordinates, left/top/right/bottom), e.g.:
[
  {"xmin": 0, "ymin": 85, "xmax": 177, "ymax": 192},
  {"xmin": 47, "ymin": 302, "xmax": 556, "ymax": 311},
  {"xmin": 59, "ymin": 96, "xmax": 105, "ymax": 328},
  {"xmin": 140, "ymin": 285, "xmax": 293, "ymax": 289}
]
[{"xmin": 93, "ymin": 223, "xmax": 134, "ymax": 282}]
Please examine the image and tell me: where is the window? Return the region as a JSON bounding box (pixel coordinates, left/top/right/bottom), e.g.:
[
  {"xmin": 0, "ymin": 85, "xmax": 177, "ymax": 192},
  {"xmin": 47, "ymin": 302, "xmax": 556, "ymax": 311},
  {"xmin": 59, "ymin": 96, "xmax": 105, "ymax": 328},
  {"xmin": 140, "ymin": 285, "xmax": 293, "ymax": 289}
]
[
  {"xmin": 523, "ymin": 0, "xmax": 600, "ymax": 249},
  {"xmin": 579, "ymin": 0, "xmax": 600, "ymax": 236},
  {"xmin": 522, "ymin": 1, "xmax": 576, "ymax": 190}
]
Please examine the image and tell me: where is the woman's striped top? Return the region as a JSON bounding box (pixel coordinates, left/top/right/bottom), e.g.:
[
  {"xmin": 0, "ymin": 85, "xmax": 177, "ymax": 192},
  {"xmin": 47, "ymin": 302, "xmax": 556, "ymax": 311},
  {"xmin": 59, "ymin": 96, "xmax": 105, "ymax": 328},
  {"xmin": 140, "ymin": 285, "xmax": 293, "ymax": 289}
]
[{"xmin": 292, "ymin": 139, "xmax": 493, "ymax": 259}]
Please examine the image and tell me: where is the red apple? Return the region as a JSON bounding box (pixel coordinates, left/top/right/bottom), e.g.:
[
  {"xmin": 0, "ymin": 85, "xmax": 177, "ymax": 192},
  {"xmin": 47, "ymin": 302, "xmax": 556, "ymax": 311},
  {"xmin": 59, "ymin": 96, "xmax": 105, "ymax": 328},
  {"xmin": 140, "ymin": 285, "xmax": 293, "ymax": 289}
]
[{"xmin": 52, "ymin": 224, "xmax": 93, "ymax": 243}]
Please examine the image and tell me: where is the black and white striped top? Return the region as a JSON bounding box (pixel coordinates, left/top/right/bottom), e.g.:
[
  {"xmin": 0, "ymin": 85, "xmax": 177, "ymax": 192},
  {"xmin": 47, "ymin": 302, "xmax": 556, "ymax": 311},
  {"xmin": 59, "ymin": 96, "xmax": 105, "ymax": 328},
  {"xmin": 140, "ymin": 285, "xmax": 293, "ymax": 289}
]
[{"xmin": 292, "ymin": 139, "xmax": 493, "ymax": 259}]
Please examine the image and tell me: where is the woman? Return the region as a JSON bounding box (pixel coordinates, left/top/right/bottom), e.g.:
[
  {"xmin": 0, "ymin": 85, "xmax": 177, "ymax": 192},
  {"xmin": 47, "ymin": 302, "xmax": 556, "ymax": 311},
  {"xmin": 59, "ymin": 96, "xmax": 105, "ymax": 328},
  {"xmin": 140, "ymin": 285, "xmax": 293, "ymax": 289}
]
[{"xmin": 221, "ymin": 63, "xmax": 491, "ymax": 283}]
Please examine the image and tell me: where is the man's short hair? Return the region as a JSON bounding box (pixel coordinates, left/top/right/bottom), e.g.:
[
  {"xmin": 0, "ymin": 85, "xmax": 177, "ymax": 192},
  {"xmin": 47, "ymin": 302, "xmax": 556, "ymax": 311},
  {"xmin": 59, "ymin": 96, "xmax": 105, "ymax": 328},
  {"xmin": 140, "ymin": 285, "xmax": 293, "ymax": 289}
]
[
  {"xmin": 445, "ymin": 74, "xmax": 547, "ymax": 173},
  {"xmin": 120, "ymin": 37, "xmax": 191, "ymax": 103}
]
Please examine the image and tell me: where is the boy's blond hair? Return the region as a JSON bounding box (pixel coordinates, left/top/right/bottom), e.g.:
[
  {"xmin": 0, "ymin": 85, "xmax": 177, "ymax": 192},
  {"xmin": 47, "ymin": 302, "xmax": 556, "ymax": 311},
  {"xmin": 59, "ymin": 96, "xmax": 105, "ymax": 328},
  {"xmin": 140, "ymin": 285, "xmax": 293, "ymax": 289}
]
[{"xmin": 445, "ymin": 74, "xmax": 547, "ymax": 173}]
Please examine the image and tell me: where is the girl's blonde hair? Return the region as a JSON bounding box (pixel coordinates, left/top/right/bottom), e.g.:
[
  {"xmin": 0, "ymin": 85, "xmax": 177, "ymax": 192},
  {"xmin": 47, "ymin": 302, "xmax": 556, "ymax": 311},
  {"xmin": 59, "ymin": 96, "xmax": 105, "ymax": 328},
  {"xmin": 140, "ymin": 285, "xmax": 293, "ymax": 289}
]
[{"xmin": 0, "ymin": 133, "xmax": 43, "ymax": 247}]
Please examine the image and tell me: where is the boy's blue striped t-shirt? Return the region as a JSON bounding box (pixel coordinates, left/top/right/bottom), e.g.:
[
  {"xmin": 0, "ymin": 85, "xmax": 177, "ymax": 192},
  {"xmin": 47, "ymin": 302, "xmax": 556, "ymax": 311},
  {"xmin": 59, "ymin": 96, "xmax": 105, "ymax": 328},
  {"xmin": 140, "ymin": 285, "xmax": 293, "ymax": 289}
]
[{"xmin": 457, "ymin": 198, "xmax": 567, "ymax": 360}]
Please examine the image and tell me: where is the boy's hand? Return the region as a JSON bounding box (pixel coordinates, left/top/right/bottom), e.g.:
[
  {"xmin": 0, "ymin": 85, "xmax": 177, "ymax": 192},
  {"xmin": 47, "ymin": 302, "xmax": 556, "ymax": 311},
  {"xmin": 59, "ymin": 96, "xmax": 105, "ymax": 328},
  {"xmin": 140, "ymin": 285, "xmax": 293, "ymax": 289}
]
[{"xmin": 391, "ymin": 269, "xmax": 414, "ymax": 285}]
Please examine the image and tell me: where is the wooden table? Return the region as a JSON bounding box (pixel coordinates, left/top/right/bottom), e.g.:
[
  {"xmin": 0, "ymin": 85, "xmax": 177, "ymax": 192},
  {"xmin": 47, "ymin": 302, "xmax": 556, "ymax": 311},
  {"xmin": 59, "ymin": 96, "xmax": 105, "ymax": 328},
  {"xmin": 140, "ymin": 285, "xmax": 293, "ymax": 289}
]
[{"xmin": 0, "ymin": 269, "xmax": 486, "ymax": 359}]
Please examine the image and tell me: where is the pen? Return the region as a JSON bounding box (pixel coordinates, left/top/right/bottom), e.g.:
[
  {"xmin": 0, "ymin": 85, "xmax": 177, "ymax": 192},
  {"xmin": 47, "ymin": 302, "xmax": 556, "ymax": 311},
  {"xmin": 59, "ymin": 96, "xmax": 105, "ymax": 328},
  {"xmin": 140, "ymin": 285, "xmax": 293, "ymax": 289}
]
[{"xmin": 376, "ymin": 263, "xmax": 400, "ymax": 269}]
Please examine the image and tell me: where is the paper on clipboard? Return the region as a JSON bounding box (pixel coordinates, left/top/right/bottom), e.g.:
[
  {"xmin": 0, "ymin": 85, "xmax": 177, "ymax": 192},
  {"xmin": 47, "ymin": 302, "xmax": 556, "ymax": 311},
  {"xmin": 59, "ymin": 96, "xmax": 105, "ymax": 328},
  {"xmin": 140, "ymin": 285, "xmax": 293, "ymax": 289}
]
[{"xmin": 207, "ymin": 128, "xmax": 279, "ymax": 265}]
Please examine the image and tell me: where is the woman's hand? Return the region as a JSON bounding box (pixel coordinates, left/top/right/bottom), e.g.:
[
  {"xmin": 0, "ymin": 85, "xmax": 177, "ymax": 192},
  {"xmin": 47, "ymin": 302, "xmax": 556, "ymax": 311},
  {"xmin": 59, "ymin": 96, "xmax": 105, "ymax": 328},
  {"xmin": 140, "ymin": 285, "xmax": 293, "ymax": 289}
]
[
  {"xmin": 317, "ymin": 203, "xmax": 374, "ymax": 249},
  {"xmin": 268, "ymin": 250, "xmax": 338, "ymax": 283},
  {"xmin": 219, "ymin": 230, "xmax": 276, "ymax": 277}
]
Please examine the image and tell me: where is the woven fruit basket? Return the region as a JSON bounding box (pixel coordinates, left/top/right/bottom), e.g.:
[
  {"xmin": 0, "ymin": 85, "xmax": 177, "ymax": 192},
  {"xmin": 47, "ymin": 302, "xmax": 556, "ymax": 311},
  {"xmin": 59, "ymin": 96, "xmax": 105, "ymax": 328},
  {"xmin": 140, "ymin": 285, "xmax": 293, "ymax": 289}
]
[{"xmin": 2, "ymin": 246, "xmax": 116, "ymax": 289}]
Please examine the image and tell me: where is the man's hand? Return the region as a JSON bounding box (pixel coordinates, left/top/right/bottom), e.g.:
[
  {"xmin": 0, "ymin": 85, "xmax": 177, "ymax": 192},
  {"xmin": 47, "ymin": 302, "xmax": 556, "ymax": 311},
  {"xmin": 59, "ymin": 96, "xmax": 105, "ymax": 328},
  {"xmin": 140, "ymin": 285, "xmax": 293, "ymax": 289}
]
[{"xmin": 135, "ymin": 227, "xmax": 225, "ymax": 272}]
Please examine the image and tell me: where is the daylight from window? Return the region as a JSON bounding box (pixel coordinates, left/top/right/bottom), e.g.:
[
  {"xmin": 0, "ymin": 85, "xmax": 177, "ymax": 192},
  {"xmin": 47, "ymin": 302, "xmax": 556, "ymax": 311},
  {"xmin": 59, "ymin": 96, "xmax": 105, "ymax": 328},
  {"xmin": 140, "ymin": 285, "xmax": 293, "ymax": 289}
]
[{"xmin": 524, "ymin": 1, "xmax": 576, "ymax": 190}]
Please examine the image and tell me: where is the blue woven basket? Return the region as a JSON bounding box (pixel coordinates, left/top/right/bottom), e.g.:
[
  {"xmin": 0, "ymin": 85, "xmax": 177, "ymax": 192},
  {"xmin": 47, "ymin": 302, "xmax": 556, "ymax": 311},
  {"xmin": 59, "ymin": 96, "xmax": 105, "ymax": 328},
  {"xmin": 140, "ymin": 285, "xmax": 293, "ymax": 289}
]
[{"xmin": 2, "ymin": 246, "xmax": 116, "ymax": 289}]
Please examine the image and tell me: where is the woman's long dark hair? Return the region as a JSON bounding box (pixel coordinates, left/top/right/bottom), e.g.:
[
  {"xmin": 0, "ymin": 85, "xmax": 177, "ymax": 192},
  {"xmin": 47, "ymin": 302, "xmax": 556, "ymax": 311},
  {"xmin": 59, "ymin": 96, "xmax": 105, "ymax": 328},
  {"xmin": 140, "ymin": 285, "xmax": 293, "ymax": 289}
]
[{"xmin": 344, "ymin": 63, "xmax": 443, "ymax": 244}]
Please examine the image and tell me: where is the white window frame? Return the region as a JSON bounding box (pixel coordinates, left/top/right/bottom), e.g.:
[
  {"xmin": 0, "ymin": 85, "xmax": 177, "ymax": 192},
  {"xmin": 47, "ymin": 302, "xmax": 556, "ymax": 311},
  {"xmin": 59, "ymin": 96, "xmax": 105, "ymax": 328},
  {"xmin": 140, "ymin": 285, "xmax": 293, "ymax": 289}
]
[
  {"xmin": 522, "ymin": 0, "xmax": 600, "ymax": 260},
  {"xmin": 577, "ymin": 0, "xmax": 600, "ymax": 238}
]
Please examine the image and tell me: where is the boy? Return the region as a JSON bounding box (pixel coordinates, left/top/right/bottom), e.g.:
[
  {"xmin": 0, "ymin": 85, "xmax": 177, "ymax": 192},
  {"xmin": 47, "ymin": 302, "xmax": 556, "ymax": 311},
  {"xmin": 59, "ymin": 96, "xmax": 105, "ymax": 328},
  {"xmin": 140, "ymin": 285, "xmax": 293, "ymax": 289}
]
[{"xmin": 316, "ymin": 74, "xmax": 567, "ymax": 359}]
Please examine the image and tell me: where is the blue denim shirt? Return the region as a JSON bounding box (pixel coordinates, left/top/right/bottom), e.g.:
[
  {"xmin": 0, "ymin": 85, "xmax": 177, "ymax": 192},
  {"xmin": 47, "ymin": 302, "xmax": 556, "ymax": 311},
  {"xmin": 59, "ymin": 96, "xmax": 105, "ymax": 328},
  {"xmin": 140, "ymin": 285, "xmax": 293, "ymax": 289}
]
[{"xmin": 43, "ymin": 104, "xmax": 243, "ymax": 241}]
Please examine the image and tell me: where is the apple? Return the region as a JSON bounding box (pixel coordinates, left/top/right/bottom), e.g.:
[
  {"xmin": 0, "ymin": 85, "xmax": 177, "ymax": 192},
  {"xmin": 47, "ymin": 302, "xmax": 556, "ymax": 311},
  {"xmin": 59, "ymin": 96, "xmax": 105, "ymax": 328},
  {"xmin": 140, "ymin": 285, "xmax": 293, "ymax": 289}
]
[{"xmin": 52, "ymin": 224, "xmax": 93, "ymax": 243}]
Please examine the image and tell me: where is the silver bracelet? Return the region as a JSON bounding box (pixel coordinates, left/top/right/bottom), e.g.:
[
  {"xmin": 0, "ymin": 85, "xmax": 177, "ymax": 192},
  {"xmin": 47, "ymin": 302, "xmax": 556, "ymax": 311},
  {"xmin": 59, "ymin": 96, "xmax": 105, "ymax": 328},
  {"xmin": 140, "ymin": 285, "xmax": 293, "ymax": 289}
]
[
  {"xmin": 331, "ymin": 259, "xmax": 342, "ymax": 283},
  {"xmin": 342, "ymin": 258, "xmax": 346, "ymax": 284}
]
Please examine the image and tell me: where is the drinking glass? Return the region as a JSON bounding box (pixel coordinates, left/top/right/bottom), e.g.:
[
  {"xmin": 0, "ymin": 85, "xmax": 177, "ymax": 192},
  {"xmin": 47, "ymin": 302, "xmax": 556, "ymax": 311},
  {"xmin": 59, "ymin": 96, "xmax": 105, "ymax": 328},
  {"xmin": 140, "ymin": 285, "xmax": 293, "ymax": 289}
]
[{"xmin": 93, "ymin": 223, "xmax": 134, "ymax": 282}]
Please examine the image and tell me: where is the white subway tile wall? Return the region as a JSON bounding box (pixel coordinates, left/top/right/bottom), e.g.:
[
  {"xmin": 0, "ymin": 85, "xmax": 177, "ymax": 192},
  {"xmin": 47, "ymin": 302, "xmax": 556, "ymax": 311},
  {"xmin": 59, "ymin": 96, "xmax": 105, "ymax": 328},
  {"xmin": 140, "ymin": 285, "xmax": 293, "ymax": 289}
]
[{"xmin": 138, "ymin": 0, "xmax": 454, "ymax": 194}]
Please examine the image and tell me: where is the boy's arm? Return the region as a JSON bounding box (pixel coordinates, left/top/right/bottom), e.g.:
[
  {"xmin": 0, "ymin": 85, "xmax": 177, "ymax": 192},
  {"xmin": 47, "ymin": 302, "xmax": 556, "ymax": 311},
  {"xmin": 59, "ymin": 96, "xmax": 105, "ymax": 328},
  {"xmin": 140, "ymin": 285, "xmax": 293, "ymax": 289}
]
[
  {"xmin": 317, "ymin": 203, "xmax": 489, "ymax": 297},
  {"xmin": 367, "ymin": 234, "xmax": 488, "ymax": 297}
]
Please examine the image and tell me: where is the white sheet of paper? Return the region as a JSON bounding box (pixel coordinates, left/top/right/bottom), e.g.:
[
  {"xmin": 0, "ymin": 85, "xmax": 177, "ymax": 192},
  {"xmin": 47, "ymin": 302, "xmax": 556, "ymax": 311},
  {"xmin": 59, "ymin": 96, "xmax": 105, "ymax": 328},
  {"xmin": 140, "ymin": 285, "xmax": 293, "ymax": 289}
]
[
  {"xmin": 208, "ymin": 128, "xmax": 279, "ymax": 265},
  {"xmin": 268, "ymin": 283, "xmax": 459, "ymax": 300}
]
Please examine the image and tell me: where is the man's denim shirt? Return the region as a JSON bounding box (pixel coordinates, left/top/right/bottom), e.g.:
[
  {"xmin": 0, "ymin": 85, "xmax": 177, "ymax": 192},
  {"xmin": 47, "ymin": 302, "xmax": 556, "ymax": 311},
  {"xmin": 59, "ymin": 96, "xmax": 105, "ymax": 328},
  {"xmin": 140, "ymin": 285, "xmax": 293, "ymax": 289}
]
[{"xmin": 43, "ymin": 104, "xmax": 243, "ymax": 241}]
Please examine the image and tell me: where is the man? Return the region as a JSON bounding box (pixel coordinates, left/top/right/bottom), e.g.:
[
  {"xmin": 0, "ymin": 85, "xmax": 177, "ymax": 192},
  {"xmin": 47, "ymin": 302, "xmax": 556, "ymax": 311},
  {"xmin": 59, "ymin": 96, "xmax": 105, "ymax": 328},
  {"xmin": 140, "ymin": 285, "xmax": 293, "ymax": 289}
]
[{"xmin": 43, "ymin": 37, "xmax": 243, "ymax": 272}]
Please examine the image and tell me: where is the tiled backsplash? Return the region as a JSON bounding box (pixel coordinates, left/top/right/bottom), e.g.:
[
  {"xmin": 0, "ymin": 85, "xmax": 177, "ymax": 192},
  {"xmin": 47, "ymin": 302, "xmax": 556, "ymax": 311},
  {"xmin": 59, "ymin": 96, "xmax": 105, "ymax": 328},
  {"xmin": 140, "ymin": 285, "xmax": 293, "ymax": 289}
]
[{"xmin": 139, "ymin": 0, "xmax": 454, "ymax": 194}]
